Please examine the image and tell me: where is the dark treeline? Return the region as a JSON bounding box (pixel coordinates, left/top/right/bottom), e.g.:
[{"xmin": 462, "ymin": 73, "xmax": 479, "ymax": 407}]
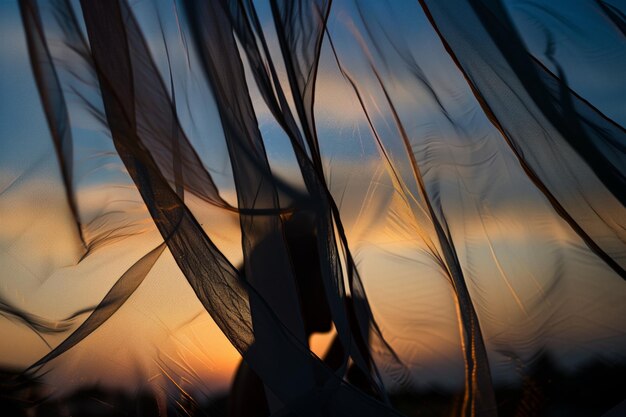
[{"xmin": 2, "ymin": 355, "xmax": 625, "ymax": 417}]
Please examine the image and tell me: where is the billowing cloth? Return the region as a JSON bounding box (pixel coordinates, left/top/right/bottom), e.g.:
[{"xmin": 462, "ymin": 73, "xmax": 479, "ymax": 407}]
[{"xmin": 0, "ymin": 0, "xmax": 624, "ymax": 416}]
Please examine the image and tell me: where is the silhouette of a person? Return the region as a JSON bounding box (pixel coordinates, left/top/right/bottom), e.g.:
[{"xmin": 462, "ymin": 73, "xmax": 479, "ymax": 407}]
[{"xmin": 228, "ymin": 211, "xmax": 373, "ymax": 416}]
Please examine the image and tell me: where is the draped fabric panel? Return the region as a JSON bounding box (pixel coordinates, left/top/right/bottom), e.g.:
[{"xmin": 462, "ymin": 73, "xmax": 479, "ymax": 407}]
[{"xmin": 1, "ymin": 0, "xmax": 624, "ymax": 416}]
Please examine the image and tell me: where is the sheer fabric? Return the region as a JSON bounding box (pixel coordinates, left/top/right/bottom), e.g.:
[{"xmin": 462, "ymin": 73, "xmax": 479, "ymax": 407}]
[{"xmin": 1, "ymin": 0, "xmax": 624, "ymax": 416}]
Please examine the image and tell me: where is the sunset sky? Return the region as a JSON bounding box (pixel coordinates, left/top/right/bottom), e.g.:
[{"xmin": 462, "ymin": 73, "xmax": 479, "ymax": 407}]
[{"xmin": 1, "ymin": 0, "xmax": 625, "ymax": 405}]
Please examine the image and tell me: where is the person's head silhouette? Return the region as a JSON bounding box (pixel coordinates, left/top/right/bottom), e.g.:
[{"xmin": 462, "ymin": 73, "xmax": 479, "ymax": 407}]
[{"xmin": 282, "ymin": 210, "xmax": 332, "ymax": 337}]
